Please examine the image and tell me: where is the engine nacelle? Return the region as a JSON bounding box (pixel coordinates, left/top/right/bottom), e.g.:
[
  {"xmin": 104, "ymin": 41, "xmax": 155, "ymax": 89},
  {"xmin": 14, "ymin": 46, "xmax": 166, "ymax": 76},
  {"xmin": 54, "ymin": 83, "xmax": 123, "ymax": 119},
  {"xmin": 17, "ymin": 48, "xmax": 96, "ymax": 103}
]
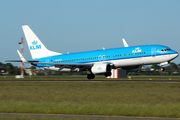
[
  {"xmin": 160, "ymin": 61, "xmax": 169, "ymax": 66},
  {"xmin": 91, "ymin": 63, "xmax": 111, "ymax": 74}
]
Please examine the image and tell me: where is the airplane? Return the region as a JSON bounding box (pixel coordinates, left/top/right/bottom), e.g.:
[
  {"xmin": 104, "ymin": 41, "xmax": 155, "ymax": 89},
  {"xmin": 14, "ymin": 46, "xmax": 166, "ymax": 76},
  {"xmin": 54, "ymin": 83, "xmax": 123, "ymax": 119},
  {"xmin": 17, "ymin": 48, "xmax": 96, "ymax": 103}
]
[{"xmin": 6, "ymin": 25, "xmax": 179, "ymax": 79}]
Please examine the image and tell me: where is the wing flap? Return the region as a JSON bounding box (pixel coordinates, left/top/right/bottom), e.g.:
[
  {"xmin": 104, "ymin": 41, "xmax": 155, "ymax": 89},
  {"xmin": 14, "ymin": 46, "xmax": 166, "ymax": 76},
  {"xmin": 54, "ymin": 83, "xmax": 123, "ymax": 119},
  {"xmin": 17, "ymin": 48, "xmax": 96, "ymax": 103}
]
[{"xmin": 32, "ymin": 62, "xmax": 93, "ymax": 69}]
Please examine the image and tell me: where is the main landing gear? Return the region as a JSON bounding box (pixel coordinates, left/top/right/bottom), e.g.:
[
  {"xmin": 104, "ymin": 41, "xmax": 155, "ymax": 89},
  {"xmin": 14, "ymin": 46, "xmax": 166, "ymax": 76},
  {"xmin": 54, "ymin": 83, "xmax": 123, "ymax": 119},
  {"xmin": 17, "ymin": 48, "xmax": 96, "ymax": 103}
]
[
  {"xmin": 160, "ymin": 67, "xmax": 165, "ymax": 71},
  {"xmin": 104, "ymin": 72, "xmax": 112, "ymax": 77},
  {"xmin": 87, "ymin": 72, "xmax": 112, "ymax": 80},
  {"xmin": 87, "ymin": 74, "xmax": 95, "ymax": 79}
]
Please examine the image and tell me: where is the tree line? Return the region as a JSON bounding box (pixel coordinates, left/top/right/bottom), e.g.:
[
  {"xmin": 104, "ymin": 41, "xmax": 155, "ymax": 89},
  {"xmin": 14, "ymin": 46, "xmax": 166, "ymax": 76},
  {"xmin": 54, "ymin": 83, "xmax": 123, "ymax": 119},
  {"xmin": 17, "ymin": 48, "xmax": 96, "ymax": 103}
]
[
  {"xmin": 0, "ymin": 62, "xmax": 20, "ymax": 75},
  {"xmin": 128, "ymin": 62, "xmax": 180, "ymax": 75}
]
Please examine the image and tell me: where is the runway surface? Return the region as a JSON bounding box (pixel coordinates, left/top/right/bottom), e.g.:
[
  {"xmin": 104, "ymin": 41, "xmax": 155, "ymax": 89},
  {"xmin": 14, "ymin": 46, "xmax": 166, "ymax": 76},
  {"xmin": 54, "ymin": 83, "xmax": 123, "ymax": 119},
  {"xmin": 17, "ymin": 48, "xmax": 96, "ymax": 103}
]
[
  {"xmin": 0, "ymin": 80, "xmax": 180, "ymax": 83},
  {"xmin": 0, "ymin": 113, "xmax": 180, "ymax": 120}
]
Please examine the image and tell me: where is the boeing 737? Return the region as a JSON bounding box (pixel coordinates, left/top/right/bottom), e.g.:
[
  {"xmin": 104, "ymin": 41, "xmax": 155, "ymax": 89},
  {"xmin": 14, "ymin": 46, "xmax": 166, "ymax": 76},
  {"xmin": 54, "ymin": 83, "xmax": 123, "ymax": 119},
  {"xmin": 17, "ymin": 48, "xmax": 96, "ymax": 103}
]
[{"xmin": 6, "ymin": 25, "xmax": 179, "ymax": 79}]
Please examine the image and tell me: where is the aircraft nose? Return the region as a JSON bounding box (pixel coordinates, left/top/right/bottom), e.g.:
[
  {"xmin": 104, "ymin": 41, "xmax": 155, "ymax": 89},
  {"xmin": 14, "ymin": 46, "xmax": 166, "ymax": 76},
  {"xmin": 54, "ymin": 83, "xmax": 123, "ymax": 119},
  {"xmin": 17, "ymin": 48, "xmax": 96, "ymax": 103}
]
[
  {"xmin": 176, "ymin": 52, "xmax": 179, "ymax": 57},
  {"xmin": 173, "ymin": 51, "xmax": 179, "ymax": 58}
]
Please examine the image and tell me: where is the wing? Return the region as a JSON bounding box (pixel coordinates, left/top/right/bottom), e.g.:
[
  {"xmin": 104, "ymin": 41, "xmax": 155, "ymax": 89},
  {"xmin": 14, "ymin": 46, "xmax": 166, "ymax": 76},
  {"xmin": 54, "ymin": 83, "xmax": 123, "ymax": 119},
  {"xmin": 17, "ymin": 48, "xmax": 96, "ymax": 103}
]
[
  {"xmin": 32, "ymin": 62, "xmax": 93, "ymax": 71},
  {"xmin": 6, "ymin": 50, "xmax": 112, "ymax": 72}
]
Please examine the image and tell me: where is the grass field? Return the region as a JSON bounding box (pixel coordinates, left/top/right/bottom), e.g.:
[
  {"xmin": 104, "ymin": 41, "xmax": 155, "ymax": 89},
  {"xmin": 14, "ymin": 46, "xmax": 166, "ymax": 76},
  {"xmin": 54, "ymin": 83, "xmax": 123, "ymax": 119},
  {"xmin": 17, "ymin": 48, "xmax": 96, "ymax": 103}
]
[
  {"xmin": 0, "ymin": 81, "xmax": 180, "ymax": 118},
  {"xmin": 0, "ymin": 117, "xmax": 119, "ymax": 120},
  {"xmin": 0, "ymin": 117, "xmax": 110, "ymax": 120}
]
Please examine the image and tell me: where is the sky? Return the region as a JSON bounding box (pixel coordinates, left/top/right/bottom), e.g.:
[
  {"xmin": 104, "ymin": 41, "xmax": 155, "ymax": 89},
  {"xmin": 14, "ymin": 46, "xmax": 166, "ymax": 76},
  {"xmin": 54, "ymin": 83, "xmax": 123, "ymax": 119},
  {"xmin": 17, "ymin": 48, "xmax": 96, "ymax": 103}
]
[{"xmin": 1, "ymin": 0, "xmax": 180, "ymax": 67}]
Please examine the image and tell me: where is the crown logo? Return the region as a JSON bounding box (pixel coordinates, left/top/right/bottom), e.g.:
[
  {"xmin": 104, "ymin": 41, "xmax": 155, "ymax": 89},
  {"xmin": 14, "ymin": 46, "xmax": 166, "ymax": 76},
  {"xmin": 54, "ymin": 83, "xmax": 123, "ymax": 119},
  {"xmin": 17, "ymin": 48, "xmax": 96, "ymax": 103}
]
[
  {"xmin": 32, "ymin": 40, "xmax": 38, "ymax": 45},
  {"xmin": 98, "ymin": 66, "xmax": 102, "ymax": 70}
]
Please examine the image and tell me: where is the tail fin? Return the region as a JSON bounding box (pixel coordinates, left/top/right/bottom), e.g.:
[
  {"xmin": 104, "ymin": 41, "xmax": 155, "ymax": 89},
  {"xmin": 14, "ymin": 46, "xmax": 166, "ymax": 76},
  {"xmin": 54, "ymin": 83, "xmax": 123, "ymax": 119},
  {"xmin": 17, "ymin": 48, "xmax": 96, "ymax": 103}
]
[{"xmin": 22, "ymin": 25, "xmax": 62, "ymax": 59}]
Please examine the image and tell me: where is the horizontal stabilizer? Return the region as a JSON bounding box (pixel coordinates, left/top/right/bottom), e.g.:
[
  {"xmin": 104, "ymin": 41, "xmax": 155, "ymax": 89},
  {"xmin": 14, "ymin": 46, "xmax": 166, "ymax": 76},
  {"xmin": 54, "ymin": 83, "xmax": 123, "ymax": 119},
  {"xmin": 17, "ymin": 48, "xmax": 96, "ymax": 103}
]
[
  {"xmin": 5, "ymin": 60, "xmax": 23, "ymax": 62},
  {"xmin": 5, "ymin": 60, "xmax": 39, "ymax": 63},
  {"xmin": 5, "ymin": 50, "xmax": 39, "ymax": 63}
]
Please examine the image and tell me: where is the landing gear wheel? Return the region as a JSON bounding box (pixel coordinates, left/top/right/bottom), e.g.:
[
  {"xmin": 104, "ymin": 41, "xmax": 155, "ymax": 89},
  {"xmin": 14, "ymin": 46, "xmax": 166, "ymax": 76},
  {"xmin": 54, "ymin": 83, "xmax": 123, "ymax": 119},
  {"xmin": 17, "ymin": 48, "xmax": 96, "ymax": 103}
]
[
  {"xmin": 87, "ymin": 74, "xmax": 95, "ymax": 79},
  {"xmin": 161, "ymin": 67, "xmax": 165, "ymax": 71},
  {"xmin": 104, "ymin": 72, "xmax": 112, "ymax": 77}
]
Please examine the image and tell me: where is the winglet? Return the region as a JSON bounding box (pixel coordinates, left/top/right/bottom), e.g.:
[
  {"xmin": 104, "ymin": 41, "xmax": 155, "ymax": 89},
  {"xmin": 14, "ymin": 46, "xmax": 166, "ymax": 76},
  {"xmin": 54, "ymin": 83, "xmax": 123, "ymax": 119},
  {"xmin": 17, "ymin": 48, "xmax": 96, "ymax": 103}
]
[
  {"xmin": 122, "ymin": 38, "xmax": 129, "ymax": 47},
  {"xmin": 17, "ymin": 50, "xmax": 28, "ymax": 63}
]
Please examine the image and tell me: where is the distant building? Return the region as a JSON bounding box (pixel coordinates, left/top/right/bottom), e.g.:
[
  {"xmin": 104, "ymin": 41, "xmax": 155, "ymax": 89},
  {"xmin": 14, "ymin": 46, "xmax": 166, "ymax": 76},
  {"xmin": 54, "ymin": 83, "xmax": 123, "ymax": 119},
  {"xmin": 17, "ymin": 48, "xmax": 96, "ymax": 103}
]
[
  {"xmin": 107, "ymin": 69, "xmax": 127, "ymax": 78},
  {"xmin": 24, "ymin": 68, "xmax": 37, "ymax": 75},
  {"xmin": 0, "ymin": 68, "xmax": 6, "ymax": 74}
]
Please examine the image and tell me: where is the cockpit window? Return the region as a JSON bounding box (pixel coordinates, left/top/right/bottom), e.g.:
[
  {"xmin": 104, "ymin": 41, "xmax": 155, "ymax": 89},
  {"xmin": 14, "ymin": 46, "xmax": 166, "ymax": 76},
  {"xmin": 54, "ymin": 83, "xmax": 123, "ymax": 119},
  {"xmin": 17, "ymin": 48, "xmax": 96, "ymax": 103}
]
[{"xmin": 161, "ymin": 48, "xmax": 171, "ymax": 51}]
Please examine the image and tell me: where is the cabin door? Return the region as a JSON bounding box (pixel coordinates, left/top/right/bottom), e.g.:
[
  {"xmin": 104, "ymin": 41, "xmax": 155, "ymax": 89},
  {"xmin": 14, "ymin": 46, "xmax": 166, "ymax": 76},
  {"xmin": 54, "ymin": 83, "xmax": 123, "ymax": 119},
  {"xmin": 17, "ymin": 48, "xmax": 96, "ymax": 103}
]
[
  {"xmin": 151, "ymin": 48, "xmax": 156, "ymax": 57},
  {"xmin": 46, "ymin": 59, "xmax": 49, "ymax": 67}
]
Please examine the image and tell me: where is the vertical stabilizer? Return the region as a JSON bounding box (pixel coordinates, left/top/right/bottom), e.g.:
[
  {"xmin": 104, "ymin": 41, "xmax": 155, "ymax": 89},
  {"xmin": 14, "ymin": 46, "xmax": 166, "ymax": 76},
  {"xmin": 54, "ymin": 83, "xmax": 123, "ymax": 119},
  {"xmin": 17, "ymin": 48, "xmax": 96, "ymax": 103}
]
[
  {"xmin": 22, "ymin": 25, "xmax": 62, "ymax": 59},
  {"xmin": 122, "ymin": 38, "xmax": 129, "ymax": 47}
]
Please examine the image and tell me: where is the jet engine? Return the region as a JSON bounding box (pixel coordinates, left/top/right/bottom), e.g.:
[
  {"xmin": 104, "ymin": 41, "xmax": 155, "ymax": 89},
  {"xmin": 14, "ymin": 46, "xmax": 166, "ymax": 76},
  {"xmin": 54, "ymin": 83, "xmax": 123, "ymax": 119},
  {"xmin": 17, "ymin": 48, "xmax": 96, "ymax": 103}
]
[{"xmin": 91, "ymin": 63, "xmax": 111, "ymax": 75}]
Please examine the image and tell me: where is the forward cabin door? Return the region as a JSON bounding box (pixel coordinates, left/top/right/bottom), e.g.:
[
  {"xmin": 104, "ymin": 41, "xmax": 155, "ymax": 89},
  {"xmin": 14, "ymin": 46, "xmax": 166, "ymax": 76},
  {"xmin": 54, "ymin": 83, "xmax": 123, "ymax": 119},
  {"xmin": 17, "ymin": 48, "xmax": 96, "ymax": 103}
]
[
  {"xmin": 151, "ymin": 48, "xmax": 156, "ymax": 57},
  {"xmin": 151, "ymin": 47, "xmax": 157, "ymax": 64}
]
